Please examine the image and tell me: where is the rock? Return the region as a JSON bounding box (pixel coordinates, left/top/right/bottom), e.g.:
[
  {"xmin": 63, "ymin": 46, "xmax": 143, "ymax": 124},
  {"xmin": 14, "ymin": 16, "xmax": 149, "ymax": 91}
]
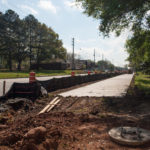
[{"xmin": 24, "ymin": 126, "xmax": 46, "ymax": 142}]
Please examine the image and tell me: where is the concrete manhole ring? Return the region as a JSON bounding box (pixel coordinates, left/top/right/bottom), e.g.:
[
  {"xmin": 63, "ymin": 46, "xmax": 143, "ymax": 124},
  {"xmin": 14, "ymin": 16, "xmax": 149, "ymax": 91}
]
[{"xmin": 108, "ymin": 126, "xmax": 150, "ymax": 146}]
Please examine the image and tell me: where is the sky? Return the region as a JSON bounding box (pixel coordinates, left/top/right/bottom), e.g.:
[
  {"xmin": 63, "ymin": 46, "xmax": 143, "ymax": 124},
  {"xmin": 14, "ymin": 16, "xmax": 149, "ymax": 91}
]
[{"xmin": 0, "ymin": 0, "xmax": 129, "ymax": 67}]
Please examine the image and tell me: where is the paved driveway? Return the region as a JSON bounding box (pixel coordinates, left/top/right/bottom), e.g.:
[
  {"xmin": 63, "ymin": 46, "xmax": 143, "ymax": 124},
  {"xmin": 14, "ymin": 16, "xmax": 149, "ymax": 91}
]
[{"xmin": 59, "ymin": 74, "xmax": 134, "ymax": 97}]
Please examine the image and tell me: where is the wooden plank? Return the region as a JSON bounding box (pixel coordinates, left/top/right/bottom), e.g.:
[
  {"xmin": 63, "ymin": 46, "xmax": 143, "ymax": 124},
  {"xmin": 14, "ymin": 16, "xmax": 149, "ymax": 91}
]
[
  {"xmin": 46, "ymin": 99, "xmax": 61, "ymax": 112},
  {"xmin": 38, "ymin": 97, "xmax": 58, "ymax": 115},
  {"xmin": 38, "ymin": 97, "xmax": 59, "ymax": 115}
]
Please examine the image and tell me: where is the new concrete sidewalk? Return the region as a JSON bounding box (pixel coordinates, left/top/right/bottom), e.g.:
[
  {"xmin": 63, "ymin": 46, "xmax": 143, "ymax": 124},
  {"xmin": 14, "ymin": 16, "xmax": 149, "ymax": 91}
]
[{"xmin": 59, "ymin": 74, "xmax": 134, "ymax": 97}]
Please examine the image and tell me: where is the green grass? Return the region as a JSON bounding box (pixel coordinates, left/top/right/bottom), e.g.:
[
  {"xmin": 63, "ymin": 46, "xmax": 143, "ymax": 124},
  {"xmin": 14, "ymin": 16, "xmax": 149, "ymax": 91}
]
[
  {"xmin": 135, "ymin": 72, "xmax": 150, "ymax": 95},
  {"xmin": 0, "ymin": 70, "xmax": 85, "ymax": 79}
]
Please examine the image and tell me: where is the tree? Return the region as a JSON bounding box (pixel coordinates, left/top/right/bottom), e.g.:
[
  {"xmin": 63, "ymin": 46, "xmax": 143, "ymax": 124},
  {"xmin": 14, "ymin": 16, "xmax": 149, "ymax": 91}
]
[
  {"xmin": 32, "ymin": 23, "xmax": 67, "ymax": 70},
  {"xmin": 0, "ymin": 9, "xmax": 67, "ymax": 71},
  {"xmin": 97, "ymin": 60, "xmax": 114, "ymax": 71},
  {"xmin": 0, "ymin": 9, "xmax": 19, "ymax": 71},
  {"xmin": 33, "ymin": 23, "xmax": 50, "ymax": 70},
  {"xmin": 76, "ymin": 0, "xmax": 150, "ymax": 36},
  {"xmin": 13, "ymin": 19, "xmax": 29, "ymax": 71},
  {"xmin": 125, "ymin": 30, "xmax": 150, "ymax": 72},
  {"xmin": 24, "ymin": 15, "xmax": 38, "ymax": 69}
]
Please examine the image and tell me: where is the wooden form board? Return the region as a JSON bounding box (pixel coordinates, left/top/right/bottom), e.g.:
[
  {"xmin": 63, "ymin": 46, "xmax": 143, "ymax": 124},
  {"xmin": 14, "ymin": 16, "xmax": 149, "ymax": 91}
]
[{"xmin": 38, "ymin": 97, "xmax": 60, "ymax": 115}]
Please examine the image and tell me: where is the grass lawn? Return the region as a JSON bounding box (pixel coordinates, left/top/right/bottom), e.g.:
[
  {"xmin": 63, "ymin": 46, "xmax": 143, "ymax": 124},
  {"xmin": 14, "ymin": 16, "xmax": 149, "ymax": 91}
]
[
  {"xmin": 0, "ymin": 70, "xmax": 85, "ymax": 79},
  {"xmin": 135, "ymin": 72, "xmax": 150, "ymax": 95}
]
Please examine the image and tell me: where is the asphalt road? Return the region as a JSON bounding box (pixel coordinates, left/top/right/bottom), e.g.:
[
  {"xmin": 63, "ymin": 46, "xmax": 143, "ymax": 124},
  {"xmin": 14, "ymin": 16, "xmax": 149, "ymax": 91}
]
[
  {"xmin": 59, "ymin": 74, "xmax": 134, "ymax": 97},
  {"xmin": 0, "ymin": 75, "xmax": 71, "ymax": 97}
]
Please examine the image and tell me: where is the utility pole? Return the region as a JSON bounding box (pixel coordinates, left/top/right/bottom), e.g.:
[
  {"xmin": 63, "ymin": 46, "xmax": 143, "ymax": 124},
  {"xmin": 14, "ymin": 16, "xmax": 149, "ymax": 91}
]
[
  {"xmin": 102, "ymin": 53, "xmax": 104, "ymax": 71},
  {"xmin": 102, "ymin": 54, "xmax": 104, "ymax": 61},
  {"xmin": 94, "ymin": 49, "xmax": 95, "ymax": 69},
  {"xmin": 94, "ymin": 49, "xmax": 95, "ymax": 64},
  {"xmin": 72, "ymin": 38, "xmax": 75, "ymax": 70}
]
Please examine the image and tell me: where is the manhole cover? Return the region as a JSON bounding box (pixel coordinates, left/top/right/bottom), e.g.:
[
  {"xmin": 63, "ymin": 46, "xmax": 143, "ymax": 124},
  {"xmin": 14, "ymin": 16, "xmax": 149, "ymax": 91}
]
[{"xmin": 108, "ymin": 127, "xmax": 150, "ymax": 146}]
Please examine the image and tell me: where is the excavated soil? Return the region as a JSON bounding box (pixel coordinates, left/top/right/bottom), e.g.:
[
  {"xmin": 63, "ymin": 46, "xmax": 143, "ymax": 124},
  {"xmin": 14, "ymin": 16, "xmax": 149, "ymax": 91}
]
[{"xmin": 0, "ymin": 77, "xmax": 150, "ymax": 150}]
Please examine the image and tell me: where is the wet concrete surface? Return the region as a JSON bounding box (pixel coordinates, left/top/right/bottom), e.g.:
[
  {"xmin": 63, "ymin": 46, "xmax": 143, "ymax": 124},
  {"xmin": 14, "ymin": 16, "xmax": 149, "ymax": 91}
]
[{"xmin": 59, "ymin": 74, "xmax": 134, "ymax": 97}]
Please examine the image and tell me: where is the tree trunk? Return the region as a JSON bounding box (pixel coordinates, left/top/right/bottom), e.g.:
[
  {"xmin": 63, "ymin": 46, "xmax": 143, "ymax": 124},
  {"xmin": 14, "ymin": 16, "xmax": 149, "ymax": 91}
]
[
  {"xmin": 36, "ymin": 41, "xmax": 41, "ymax": 71},
  {"xmin": 8, "ymin": 51, "xmax": 12, "ymax": 71},
  {"xmin": 36, "ymin": 57, "xmax": 40, "ymax": 71},
  {"xmin": 17, "ymin": 60, "xmax": 22, "ymax": 71}
]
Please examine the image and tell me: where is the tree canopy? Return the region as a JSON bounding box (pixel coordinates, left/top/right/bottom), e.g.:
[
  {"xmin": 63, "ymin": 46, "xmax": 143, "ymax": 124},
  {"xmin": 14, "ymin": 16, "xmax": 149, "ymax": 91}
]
[
  {"xmin": 125, "ymin": 29, "xmax": 150, "ymax": 72},
  {"xmin": 76, "ymin": 0, "xmax": 150, "ymax": 36},
  {"xmin": 97, "ymin": 60, "xmax": 114, "ymax": 71},
  {"xmin": 77, "ymin": 0, "xmax": 150, "ymax": 72},
  {"xmin": 0, "ymin": 9, "xmax": 66, "ymax": 71}
]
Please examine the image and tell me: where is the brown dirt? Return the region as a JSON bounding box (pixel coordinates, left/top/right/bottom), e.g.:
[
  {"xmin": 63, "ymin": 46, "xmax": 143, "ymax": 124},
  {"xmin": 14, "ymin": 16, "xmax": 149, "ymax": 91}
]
[{"xmin": 0, "ymin": 77, "xmax": 150, "ymax": 150}]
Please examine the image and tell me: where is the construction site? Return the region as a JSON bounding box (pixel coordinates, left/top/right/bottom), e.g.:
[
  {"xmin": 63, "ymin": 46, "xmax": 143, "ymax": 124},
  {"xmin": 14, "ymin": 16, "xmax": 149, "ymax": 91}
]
[{"xmin": 0, "ymin": 72, "xmax": 150, "ymax": 150}]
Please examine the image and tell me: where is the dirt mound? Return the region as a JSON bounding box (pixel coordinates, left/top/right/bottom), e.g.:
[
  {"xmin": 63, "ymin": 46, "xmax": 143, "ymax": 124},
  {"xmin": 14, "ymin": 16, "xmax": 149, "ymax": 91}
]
[
  {"xmin": 0, "ymin": 112, "xmax": 79, "ymax": 149},
  {"xmin": 0, "ymin": 110, "xmax": 149, "ymax": 150}
]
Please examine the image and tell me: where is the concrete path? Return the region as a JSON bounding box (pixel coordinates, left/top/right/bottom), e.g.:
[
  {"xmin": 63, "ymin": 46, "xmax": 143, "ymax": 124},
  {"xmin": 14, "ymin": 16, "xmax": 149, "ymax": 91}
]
[
  {"xmin": 0, "ymin": 75, "xmax": 71, "ymax": 97},
  {"xmin": 59, "ymin": 74, "xmax": 134, "ymax": 97}
]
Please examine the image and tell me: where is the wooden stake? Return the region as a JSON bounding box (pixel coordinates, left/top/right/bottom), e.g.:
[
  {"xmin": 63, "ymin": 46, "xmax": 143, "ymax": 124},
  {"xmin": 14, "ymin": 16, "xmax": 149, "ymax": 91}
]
[{"xmin": 3, "ymin": 81, "xmax": 6, "ymax": 96}]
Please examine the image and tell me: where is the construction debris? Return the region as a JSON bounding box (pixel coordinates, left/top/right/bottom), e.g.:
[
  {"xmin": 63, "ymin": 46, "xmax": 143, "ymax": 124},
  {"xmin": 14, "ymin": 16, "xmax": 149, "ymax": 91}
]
[
  {"xmin": 38, "ymin": 97, "xmax": 61, "ymax": 114},
  {"xmin": 109, "ymin": 126, "xmax": 150, "ymax": 146}
]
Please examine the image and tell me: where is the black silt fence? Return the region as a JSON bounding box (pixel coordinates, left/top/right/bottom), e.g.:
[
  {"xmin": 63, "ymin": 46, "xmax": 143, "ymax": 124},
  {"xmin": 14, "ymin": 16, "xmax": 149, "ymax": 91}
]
[
  {"xmin": 0, "ymin": 82, "xmax": 41, "ymax": 101},
  {"xmin": 0, "ymin": 73, "xmax": 122, "ymax": 101},
  {"xmin": 39, "ymin": 73, "xmax": 121, "ymax": 92}
]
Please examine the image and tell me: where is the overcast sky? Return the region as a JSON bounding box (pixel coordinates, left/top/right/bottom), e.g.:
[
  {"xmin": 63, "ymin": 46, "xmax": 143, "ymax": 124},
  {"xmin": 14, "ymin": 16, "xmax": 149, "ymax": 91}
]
[{"xmin": 0, "ymin": 0, "xmax": 129, "ymax": 67}]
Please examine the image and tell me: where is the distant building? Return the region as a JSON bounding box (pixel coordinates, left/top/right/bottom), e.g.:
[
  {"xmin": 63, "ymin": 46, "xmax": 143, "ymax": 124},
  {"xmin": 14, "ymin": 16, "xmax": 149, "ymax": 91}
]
[{"xmin": 75, "ymin": 59, "xmax": 87, "ymax": 70}]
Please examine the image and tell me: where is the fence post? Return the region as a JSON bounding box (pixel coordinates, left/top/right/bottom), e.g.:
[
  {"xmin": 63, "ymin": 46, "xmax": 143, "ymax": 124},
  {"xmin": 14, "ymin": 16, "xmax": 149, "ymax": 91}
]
[{"xmin": 3, "ymin": 81, "xmax": 6, "ymax": 96}]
